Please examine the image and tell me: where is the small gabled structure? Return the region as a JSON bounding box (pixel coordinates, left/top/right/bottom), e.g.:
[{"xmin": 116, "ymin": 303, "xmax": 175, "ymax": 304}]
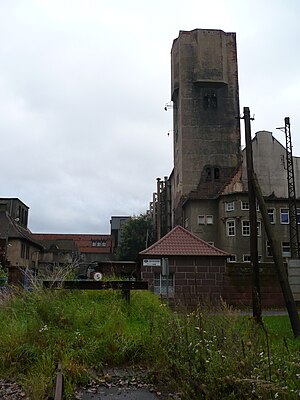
[{"xmin": 140, "ymin": 225, "xmax": 229, "ymax": 306}]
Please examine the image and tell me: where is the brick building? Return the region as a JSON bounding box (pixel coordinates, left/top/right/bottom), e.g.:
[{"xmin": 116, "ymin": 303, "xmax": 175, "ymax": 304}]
[
  {"xmin": 140, "ymin": 225, "xmax": 228, "ymax": 306},
  {"xmin": 140, "ymin": 225, "xmax": 285, "ymax": 307},
  {"xmin": 32, "ymin": 233, "xmax": 113, "ymax": 275}
]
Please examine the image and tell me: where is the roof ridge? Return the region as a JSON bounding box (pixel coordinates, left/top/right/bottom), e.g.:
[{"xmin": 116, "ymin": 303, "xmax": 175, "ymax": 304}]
[{"xmin": 140, "ymin": 225, "xmax": 229, "ymax": 257}]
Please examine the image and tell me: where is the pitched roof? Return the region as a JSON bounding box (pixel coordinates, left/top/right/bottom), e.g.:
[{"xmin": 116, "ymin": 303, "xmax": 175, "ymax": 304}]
[
  {"xmin": 140, "ymin": 225, "xmax": 229, "ymax": 257},
  {"xmin": 33, "ymin": 233, "xmax": 112, "ymax": 254},
  {"xmin": 0, "ymin": 211, "xmax": 43, "ymax": 249}
]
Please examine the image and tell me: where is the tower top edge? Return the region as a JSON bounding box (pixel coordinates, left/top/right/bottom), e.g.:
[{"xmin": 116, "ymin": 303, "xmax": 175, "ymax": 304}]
[{"xmin": 172, "ymin": 28, "xmax": 236, "ymax": 46}]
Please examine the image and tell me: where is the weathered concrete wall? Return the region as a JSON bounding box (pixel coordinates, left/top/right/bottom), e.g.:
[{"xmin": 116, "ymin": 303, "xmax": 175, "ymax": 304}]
[
  {"xmin": 171, "ymin": 29, "xmax": 241, "ymax": 212},
  {"xmin": 242, "ymin": 130, "xmax": 300, "ymax": 198},
  {"xmin": 6, "ymin": 239, "xmax": 39, "ymax": 269}
]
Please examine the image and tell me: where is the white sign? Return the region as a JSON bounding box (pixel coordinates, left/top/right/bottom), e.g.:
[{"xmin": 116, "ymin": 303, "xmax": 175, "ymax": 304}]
[{"xmin": 143, "ymin": 259, "xmax": 161, "ymax": 267}]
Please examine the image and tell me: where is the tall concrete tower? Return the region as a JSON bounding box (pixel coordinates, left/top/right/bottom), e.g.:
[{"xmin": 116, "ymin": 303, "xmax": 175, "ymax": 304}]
[{"xmin": 171, "ymin": 29, "xmax": 241, "ymax": 221}]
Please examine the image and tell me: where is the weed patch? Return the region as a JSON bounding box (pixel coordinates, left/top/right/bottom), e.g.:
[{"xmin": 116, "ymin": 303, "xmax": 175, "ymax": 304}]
[{"xmin": 0, "ymin": 288, "xmax": 299, "ymax": 399}]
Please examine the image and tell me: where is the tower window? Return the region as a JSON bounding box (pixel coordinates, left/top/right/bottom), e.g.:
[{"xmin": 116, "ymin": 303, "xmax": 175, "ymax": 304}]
[
  {"xmin": 214, "ymin": 168, "xmax": 220, "ymax": 179},
  {"xmin": 206, "ymin": 167, "xmax": 212, "ymax": 181}
]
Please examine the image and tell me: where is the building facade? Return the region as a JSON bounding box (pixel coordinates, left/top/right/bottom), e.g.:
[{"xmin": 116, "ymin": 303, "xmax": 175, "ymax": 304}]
[
  {"xmin": 32, "ymin": 233, "xmax": 113, "ymax": 275},
  {"xmin": 151, "ymin": 29, "xmax": 300, "ymax": 267},
  {"xmin": 0, "ymin": 198, "xmax": 43, "ymax": 284}
]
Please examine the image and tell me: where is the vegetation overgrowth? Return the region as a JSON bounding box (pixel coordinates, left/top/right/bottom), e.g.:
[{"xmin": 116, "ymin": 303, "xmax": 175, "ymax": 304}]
[{"xmin": 0, "ymin": 285, "xmax": 299, "ymax": 399}]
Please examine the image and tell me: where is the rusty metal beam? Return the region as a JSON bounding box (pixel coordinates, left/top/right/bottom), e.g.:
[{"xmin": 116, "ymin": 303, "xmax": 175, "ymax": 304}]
[
  {"xmin": 43, "ymin": 280, "xmax": 148, "ymax": 290},
  {"xmin": 54, "ymin": 362, "xmax": 63, "ymax": 400}
]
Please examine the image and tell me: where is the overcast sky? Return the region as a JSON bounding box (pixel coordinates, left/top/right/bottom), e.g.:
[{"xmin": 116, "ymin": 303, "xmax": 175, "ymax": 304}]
[{"xmin": 0, "ymin": 0, "xmax": 299, "ymax": 234}]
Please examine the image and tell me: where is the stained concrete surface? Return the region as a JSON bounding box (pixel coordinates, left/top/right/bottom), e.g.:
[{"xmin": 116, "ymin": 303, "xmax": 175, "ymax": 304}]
[
  {"xmin": 78, "ymin": 385, "xmax": 160, "ymax": 399},
  {"xmin": 74, "ymin": 367, "xmax": 178, "ymax": 400}
]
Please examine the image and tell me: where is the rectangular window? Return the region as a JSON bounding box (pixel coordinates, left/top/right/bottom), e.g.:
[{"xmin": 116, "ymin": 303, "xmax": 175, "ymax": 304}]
[
  {"xmin": 226, "ymin": 201, "xmax": 235, "ymax": 212},
  {"xmin": 198, "ymin": 215, "xmax": 205, "ymax": 225},
  {"xmin": 280, "ymin": 208, "xmax": 289, "ymax": 224},
  {"xmin": 25, "ymin": 245, "xmax": 29, "ymax": 260},
  {"xmin": 282, "ymin": 242, "xmax": 291, "ymax": 257},
  {"xmin": 268, "ymin": 208, "xmax": 275, "ymax": 224},
  {"xmin": 242, "ymin": 220, "xmax": 250, "ymax": 236},
  {"xmin": 241, "ymin": 201, "xmax": 249, "ymax": 210},
  {"xmin": 243, "ymin": 255, "xmax": 251, "ymax": 262},
  {"xmin": 154, "ymin": 273, "xmax": 174, "ymax": 295},
  {"xmin": 227, "ymin": 255, "xmax": 237, "ymax": 262},
  {"xmin": 206, "ymin": 215, "xmax": 213, "ymax": 225},
  {"xmin": 226, "ymin": 220, "xmax": 235, "ymax": 236},
  {"xmin": 197, "ymin": 215, "xmax": 213, "ymax": 225},
  {"xmin": 242, "ymin": 221, "xmax": 261, "ymax": 236},
  {"xmin": 21, "ymin": 243, "xmax": 25, "ymax": 259},
  {"xmin": 92, "ymin": 240, "xmax": 106, "ymax": 247}
]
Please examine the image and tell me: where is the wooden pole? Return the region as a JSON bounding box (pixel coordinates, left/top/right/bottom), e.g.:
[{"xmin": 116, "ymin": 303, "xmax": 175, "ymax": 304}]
[
  {"xmin": 252, "ymin": 171, "xmax": 300, "ymax": 337},
  {"xmin": 243, "ymin": 107, "xmax": 262, "ymax": 323}
]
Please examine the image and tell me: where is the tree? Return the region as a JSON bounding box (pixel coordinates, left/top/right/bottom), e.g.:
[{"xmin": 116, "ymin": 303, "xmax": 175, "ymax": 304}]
[{"xmin": 115, "ymin": 214, "xmax": 155, "ymax": 261}]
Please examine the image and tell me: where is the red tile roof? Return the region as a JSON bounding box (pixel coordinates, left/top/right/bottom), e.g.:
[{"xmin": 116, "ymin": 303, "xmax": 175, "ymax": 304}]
[
  {"xmin": 140, "ymin": 225, "xmax": 229, "ymax": 257},
  {"xmin": 33, "ymin": 233, "xmax": 112, "ymax": 254}
]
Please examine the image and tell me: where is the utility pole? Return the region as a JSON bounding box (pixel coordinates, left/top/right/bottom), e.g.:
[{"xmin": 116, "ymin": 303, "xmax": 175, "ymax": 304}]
[
  {"xmin": 252, "ymin": 172, "xmax": 300, "ymax": 337},
  {"xmin": 242, "ymin": 107, "xmax": 262, "ymax": 323}
]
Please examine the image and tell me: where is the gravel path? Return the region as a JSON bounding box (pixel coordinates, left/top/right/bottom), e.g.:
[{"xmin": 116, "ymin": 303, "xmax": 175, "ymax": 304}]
[{"xmin": 0, "ymin": 380, "xmax": 29, "ymax": 400}]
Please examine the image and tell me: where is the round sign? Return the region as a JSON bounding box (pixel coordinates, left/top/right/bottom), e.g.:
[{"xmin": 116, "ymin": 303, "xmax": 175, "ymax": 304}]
[{"xmin": 93, "ymin": 272, "xmax": 103, "ymax": 281}]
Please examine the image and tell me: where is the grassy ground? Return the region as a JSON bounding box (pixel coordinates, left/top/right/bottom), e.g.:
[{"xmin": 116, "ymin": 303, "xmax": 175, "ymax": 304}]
[{"xmin": 0, "ymin": 287, "xmax": 299, "ymax": 399}]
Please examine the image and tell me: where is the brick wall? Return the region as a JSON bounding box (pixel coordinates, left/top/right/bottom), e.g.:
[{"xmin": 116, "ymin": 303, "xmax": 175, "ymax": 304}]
[
  {"xmin": 141, "ymin": 256, "xmax": 226, "ymax": 307},
  {"xmin": 223, "ymin": 263, "xmax": 285, "ymax": 307},
  {"xmin": 141, "ymin": 257, "xmax": 286, "ymax": 308}
]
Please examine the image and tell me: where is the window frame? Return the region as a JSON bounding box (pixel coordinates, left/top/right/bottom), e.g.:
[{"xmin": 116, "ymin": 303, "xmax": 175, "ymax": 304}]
[
  {"xmin": 198, "ymin": 215, "xmax": 205, "ymax": 225},
  {"xmin": 241, "ymin": 201, "xmax": 249, "ymax": 211},
  {"xmin": 226, "ymin": 220, "xmax": 235, "ymax": 236},
  {"xmin": 242, "ymin": 220, "xmax": 250, "ymax": 236},
  {"xmin": 91, "ymin": 240, "xmax": 106, "ymax": 247},
  {"xmin": 268, "ymin": 208, "xmax": 276, "ymax": 224},
  {"xmin": 227, "ymin": 255, "xmax": 237, "ymax": 262},
  {"xmin": 206, "ymin": 215, "xmax": 213, "ymax": 225},
  {"xmin": 282, "ymin": 241, "xmax": 291, "ymax": 258},
  {"xmin": 226, "ymin": 201, "xmax": 235, "ymax": 212},
  {"xmin": 243, "ymin": 254, "xmax": 251, "ymax": 262},
  {"xmin": 280, "ymin": 208, "xmax": 289, "ymax": 224}
]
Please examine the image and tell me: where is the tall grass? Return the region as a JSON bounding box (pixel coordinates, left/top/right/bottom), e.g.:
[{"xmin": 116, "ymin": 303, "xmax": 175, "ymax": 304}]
[
  {"xmin": 0, "ymin": 286, "xmax": 299, "ymax": 399},
  {"xmin": 0, "ymin": 287, "xmax": 168, "ymax": 399},
  {"xmin": 153, "ymin": 303, "xmax": 300, "ymax": 399}
]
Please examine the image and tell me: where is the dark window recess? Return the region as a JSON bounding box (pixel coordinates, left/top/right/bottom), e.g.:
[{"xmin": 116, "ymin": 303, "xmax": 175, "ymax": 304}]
[
  {"xmin": 214, "ymin": 168, "xmax": 220, "ymax": 179},
  {"xmin": 203, "ymin": 92, "xmax": 217, "ymax": 109},
  {"xmin": 21, "ymin": 243, "xmax": 25, "ymax": 259},
  {"xmin": 206, "ymin": 167, "xmax": 212, "ymax": 181}
]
